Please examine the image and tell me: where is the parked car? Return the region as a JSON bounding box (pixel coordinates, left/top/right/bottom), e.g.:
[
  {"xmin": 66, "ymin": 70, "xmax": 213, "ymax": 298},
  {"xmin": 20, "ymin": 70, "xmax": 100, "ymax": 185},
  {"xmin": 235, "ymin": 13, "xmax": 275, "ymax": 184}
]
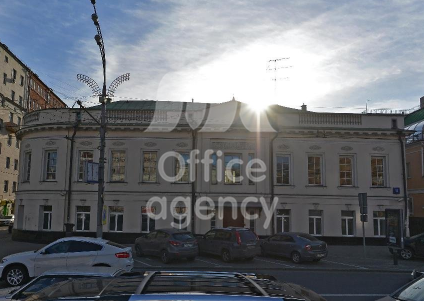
[
  {"xmin": 260, "ymin": 232, "xmax": 328, "ymax": 263},
  {"xmin": 197, "ymin": 227, "xmax": 260, "ymax": 262},
  {"xmin": 0, "ymin": 266, "xmax": 129, "ymax": 301},
  {"xmin": 376, "ymin": 271, "xmax": 424, "ymax": 301},
  {"xmin": 0, "ymin": 237, "xmax": 134, "ymax": 287},
  {"xmin": 389, "ymin": 232, "xmax": 424, "ymax": 260},
  {"xmin": 23, "ymin": 271, "xmax": 327, "ymax": 301},
  {"xmin": 134, "ymin": 229, "xmax": 198, "ymax": 264},
  {"xmin": 0, "ymin": 215, "xmax": 14, "ymax": 227}
]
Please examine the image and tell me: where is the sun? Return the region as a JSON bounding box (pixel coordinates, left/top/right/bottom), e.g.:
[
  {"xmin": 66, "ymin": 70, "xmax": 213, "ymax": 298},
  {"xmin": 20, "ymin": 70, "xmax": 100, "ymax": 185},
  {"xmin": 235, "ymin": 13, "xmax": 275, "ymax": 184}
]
[{"xmin": 248, "ymin": 102, "xmax": 268, "ymax": 113}]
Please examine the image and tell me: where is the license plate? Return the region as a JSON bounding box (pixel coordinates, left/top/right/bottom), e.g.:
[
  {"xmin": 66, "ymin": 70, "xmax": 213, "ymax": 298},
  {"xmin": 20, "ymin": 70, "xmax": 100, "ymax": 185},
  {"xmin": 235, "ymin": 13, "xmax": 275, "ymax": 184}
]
[
  {"xmin": 317, "ymin": 254, "xmax": 325, "ymax": 257},
  {"xmin": 184, "ymin": 243, "xmax": 193, "ymax": 247}
]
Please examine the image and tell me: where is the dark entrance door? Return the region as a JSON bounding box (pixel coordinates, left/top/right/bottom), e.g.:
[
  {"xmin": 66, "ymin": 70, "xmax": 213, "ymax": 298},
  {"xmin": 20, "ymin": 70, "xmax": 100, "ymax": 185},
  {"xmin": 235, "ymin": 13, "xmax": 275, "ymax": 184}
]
[{"xmin": 223, "ymin": 207, "xmax": 244, "ymax": 228}]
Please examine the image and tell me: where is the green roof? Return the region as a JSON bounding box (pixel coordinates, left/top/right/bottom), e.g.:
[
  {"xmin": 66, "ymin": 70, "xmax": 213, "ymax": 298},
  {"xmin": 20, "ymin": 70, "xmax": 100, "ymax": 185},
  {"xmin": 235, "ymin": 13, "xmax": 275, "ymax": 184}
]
[{"xmin": 405, "ymin": 107, "xmax": 424, "ymax": 126}]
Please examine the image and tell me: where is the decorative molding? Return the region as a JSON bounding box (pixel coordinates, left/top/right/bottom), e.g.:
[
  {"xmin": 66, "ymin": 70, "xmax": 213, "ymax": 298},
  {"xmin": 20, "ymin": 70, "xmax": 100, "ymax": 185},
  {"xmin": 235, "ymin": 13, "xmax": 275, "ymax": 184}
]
[
  {"xmin": 176, "ymin": 142, "xmax": 188, "ymax": 148},
  {"xmin": 309, "ymin": 145, "xmax": 321, "ymax": 151},
  {"xmin": 80, "ymin": 141, "xmax": 93, "ymax": 147},
  {"xmin": 45, "ymin": 141, "xmax": 56, "ymax": 146},
  {"xmin": 372, "ymin": 146, "xmax": 385, "ymax": 152},
  {"xmin": 25, "ymin": 144, "xmax": 30, "ymax": 149},
  {"xmin": 112, "ymin": 141, "xmax": 125, "ymax": 146},
  {"xmin": 144, "ymin": 142, "xmax": 157, "ymax": 148},
  {"xmin": 211, "ymin": 141, "xmax": 255, "ymax": 150},
  {"xmin": 277, "ymin": 144, "xmax": 290, "ymax": 150},
  {"xmin": 341, "ymin": 146, "xmax": 353, "ymax": 151}
]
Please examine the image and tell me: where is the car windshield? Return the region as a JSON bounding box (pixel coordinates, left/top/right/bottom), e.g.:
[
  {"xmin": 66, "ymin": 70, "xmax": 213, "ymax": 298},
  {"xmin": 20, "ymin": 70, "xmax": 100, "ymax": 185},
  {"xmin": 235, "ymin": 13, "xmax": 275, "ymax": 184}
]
[
  {"xmin": 14, "ymin": 276, "xmax": 69, "ymax": 298},
  {"xmin": 173, "ymin": 233, "xmax": 194, "ymax": 241},
  {"xmin": 106, "ymin": 241, "xmax": 126, "ymax": 249},
  {"xmin": 409, "ymin": 233, "xmax": 424, "ymax": 240},
  {"xmin": 297, "ymin": 233, "xmax": 320, "ymax": 242},
  {"xmin": 393, "ymin": 277, "xmax": 424, "ymax": 301}
]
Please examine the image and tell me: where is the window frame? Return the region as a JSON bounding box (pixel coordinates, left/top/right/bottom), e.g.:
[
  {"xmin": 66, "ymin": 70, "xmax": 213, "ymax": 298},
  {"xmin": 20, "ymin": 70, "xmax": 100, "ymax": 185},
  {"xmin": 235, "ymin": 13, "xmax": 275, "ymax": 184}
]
[
  {"xmin": 141, "ymin": 151, "xmax": 158, "ymax": 183},
  {"xmin": 3, "ymin": 180, "xmax": 8, "ymax": 193},
  {"xmin": 141, "ymin": 206, "xmax": 156, "ymax": 233},
  {"xmin": 174, "ymin": 152, "xmax": 190, "ymax": 183},
  {"xmin": 173, "ymin": 206, "xmax": 188, "ymax": 230},
  {"xmin": 371, "ymin": 156, "xmax": 387, "ymax": 187},
  {"xmin": 44, "ymin": 149, "xmax": 58, "ymax": 181},
  {"xmin": 77, "ymin": 150, "xmax": 94, "ymax": 182},
  {"xmin": 339, "ymin": 155, "xmax": 355, "ymax": 187},
  {"xmin": 76, "ymin": 206, "xmax": 91, "ymax": 232},
  {"xmin": 275, "ymin": 154, "xmax": 291, "ymax": 185},
  {"xmin": 341, "ymin": 210, "xmax": 355, "ymax": 236},
  {"xmin": 42, "ymin": 206, "xmax": 52, "ymax": 231},
  {"xmin": 307, "ymin": 154, "xmax": 324, "ymax": 186},
  {"xmin": 308, "ymin": 210, "xmax": 323, "ymax": 236},
  {"xmin": 276, "ymin": 209, "xmax": 290, "ymax": 233},
  {"xmin": 109, "ymin": 206, "xmax": 124, "ymax": 232},
  {"xmin": 224, "ymin": 153, "xmax": 242, "ymax": 185},
  {"xmin": 23, "ymin": 151, "xmax": 32, "ymax": 182},
  {"xmin": 110, "ymin": 150, "xmax": 127, "ymax": 182},
  {"xmin": 373, "ymin": 211, "xmax": 386, "ymax": 237}
]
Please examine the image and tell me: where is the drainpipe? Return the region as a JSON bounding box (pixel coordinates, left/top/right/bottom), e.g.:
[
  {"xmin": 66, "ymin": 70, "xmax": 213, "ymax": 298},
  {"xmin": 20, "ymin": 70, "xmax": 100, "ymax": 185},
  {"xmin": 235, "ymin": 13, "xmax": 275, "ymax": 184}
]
[
  {"xmin": 398, "ymin": 131, "xmax": 409, "ymax": 237},
  {"xmin": 191, "ymin": 127, "xmax": 197, "ymax": 234},
  {"xmin": 64, "ymin": 113, "xmax": 80, "ymax": 235},
  {"xmin": 269, "ymin": 130, "xmax": 280, "ymax": 235}
]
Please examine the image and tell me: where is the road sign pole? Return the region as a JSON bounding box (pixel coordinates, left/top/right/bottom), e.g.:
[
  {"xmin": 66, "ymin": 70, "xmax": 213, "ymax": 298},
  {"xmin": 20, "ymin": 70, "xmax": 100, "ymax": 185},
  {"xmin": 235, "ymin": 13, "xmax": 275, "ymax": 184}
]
[{"xmin": 362, "ymin": 219, "xmax": 366, "ymax": 257}]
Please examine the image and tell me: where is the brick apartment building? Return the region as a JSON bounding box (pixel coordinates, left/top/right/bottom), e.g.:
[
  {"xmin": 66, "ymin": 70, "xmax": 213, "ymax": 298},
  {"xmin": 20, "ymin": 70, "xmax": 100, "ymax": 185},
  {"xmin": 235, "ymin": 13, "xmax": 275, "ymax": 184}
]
[{"xmin": 28, "ymin": 72, "xmax": 66, "ymax": 112}]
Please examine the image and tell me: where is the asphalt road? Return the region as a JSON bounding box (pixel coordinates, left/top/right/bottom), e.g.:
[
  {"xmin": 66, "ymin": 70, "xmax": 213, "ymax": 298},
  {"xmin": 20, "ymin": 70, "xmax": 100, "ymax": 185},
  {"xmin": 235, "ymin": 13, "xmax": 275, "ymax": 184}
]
[{"xmin": 0, "ymin": 227, "xmax": 415, "ymax": 300}]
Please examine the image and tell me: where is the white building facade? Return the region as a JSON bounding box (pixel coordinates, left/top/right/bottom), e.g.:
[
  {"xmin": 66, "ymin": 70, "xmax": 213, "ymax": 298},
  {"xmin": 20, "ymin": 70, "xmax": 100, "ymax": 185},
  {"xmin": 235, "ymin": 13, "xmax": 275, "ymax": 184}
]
[{"xmin": 13, "ymin": 100, "xmax": 407, "ymax": 243}]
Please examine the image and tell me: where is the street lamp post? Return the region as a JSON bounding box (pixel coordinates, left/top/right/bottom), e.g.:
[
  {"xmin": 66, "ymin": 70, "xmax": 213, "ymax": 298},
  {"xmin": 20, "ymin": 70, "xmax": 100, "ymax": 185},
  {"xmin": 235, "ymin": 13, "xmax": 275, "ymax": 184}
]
[{"xmin": 77, "ymin": 0, "xmax": 130, "ymax": 238}]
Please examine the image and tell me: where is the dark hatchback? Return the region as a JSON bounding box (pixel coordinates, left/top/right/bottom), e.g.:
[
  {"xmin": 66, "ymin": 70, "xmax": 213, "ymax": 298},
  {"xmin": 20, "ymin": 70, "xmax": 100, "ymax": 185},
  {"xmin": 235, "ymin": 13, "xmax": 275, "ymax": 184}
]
[
  {"xmin": 197, "ymin": 228, "xmax": 261, "ymax": 262},
  {"xmin": 134, "ymin": 229, "xmax": 198, "ymax": 263},
  {"xmin": 389, "ymin": 232, "xmax": 424, "ymax": 260},
  {"xmin": 260, "ymin": 232, "xmax": 328, "ymax": 263}
]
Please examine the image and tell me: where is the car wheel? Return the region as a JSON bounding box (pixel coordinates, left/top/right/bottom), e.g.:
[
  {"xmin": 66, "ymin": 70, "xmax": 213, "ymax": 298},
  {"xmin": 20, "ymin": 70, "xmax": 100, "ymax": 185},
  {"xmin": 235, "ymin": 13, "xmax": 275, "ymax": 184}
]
[
  {"xmin": 5, "ymin": 265, "xmax": 28, "ymax": 287},
  {"xmin": 221, "ymin": 249, "xmax": 231, "ymax": 263},
  {"xmin": 135, "ymin": 245, "xmax": 143, "ymax": 257},
  {"xmin": 187, "ymin": 257, "xmax": 196, "ymax": 261},
  {"xmin": 161, "ymin": 250, "xmax": 171, "ymax": 264},
  {"xmin": 313, "ymin": 259, "xmax": 321, "ymax": 262},
  {"xmin": 291, "ymin": 251, "xmax": 301, "ymax": 264},
  {"xmin": 245, "ymin": 257, "xmax": 255, "ymax": 261},
  {"xmin": 400, "ymin": 248, "xmax": 414, "ymax": 260}
]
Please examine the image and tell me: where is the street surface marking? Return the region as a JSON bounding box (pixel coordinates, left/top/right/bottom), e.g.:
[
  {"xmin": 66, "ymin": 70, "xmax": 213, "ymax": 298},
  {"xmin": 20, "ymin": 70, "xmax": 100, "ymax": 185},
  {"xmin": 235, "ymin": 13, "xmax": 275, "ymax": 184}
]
[
  {"xmin": 320, "ymin": 294, "xmax": 386, "ymax": 297},
  {"xmin": 134, "ymin": 259, "xmax": 156, "ymax": 267},
  {"xmin": 321, "ymin": 259, "xmax": 368, "ymax": 270},
  {"xmin": 256, "ymin": 258, "xmax": 299, "ymax": 268},
  {"xmin": 196, "ymin": 258, "xmax": 226, "ymax": 267}
]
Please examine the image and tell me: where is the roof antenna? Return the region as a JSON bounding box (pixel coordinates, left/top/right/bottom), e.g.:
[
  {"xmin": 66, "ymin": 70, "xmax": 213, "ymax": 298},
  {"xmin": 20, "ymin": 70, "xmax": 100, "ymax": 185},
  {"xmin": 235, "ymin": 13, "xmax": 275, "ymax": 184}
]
[{"xmin": 192, "ymin": 98, "xmax": 194, "ymax": 103}]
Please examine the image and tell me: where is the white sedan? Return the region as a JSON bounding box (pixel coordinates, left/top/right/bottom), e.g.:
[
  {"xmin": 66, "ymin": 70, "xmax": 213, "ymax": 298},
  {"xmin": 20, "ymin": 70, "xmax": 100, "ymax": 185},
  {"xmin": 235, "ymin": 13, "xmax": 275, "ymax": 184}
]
[{"xmin": 0, "ymin": 237, "xmax": 134, "ymax": 286}]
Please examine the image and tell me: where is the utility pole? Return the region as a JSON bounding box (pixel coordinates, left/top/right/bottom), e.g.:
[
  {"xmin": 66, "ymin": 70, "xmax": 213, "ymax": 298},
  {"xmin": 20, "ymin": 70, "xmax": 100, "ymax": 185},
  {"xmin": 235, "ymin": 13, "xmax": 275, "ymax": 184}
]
[{"xmin": 77, "ymin": 0, "xmax": 130, "ymax": 238}]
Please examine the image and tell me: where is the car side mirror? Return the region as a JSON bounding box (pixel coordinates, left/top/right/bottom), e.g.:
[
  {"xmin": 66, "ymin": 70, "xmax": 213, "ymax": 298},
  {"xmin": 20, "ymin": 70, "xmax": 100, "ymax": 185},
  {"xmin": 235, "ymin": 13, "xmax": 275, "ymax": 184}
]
[{"xmin": 40, "ymin": 250, "xmax": 48, "ymax": 255}]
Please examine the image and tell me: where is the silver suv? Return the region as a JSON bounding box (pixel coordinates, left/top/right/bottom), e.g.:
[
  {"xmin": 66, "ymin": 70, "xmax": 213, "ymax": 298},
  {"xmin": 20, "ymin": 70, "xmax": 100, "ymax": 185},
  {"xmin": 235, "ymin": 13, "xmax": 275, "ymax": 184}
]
[{"xmin": 197, "ymin": 228, "xmax": 261, "ymax": 262}]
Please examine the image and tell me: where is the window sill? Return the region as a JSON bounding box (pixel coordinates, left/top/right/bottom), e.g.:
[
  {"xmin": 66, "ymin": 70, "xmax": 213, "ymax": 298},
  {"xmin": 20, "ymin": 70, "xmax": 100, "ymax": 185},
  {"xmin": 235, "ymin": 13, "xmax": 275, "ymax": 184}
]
[
  {"xmin": 370, "ymin": 186, "xmax": 391, "ymax": 189},
  {"xmin": 172, "ymin": 182, "xmax": 192, "ymax": 184},
  {"xmin": 224, "ymin": 183, "xmax": 243, "ymax": 185},
  {"xmin": 107, "ymin": 181, "xmax": 128, "ymax": 184},
  {"xmin": 337, "ymin": 186, "xmax": 358, "ymax": 189},
  {"xmin": 305, "ymin": 185, "xmax": 326, "ymax": 188},
  {"xmin": 40, "ymin": 180, "xmax": 58, "ymax": 183},
  {"xmin": 139, "ymin": 181, "xmax": 159, "ymax": 184},
  {"xmin": 275, "ymin": 184, "xmax": 295, "ymax": 187}
]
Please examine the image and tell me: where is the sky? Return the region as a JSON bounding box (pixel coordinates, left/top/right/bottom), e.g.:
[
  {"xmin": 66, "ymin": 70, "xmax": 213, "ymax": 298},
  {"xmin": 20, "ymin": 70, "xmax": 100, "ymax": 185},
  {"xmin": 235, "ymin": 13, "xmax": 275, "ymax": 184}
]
[{"xmin": 1, "ymin": 0, "xmax": 424, "ymax": 113}]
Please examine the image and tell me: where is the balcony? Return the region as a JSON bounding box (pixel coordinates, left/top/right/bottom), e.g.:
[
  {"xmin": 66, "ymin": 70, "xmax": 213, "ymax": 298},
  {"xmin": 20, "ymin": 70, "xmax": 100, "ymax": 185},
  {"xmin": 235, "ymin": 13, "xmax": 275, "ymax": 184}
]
[
  {"xmin": 299, "ymin": 113, "xmax": 362, "ymax": 126},
  {"xmin": 3, "ymin": 121, "xmax": 18, "ymax": 133}
]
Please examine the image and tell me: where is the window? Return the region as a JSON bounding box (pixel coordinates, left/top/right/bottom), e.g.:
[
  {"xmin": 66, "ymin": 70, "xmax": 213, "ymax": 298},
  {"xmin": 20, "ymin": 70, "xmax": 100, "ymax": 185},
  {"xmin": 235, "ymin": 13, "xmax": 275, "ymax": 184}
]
[
  {"xmin": 308, "ymin": 156, "xmax": 322, "ymax": 185},
  {"xmin": 14, "ymin": 159, "xmax": 18, "ymax": 170},
  {"xmin": 12, "ymin": 181, "xmax": 16, "ymax": 192},
  {"xmin": 175, "ymin": 153, "xmax": 190, "ymax": 182},
  {"xmin": 341, "ymin": 211, "xmax": 355, "ymax": 236},
  {"xmin": 78, "ymin": 151, "xmax": 93, "ymax": 181},
  {"xmin": 76, "ymin": 206, "xmax": 90, "ymax": 231},
  {"xmin": 15, "ymin": 138, "xmax": 19, "ymax": 149},
  {"xmin": 109, "ymin": 206, "xmax": 124, "ymax": 232},
  {"xmin": 9, "ymin": 112, "xmax": 13, "ymax": 123},
  {"xmin": 17, "ymin": 116, "xmax": 21, "ymax": 127},
  {"xmin": 276, "ymin": 155, "xmax": 290, "ymax": 185},
  {"xmin": 3, "ymin": 180, "xmax": 8, "ymax": 192},
  {"xmin": 7, "ymin": 135, "xmax": 12, "ymax": 146},
  {"xmin": 309, "ymin": 210, "xmax": 322, "ymax": 235},
  {"xmin": 69, "ymin": 241, "xmax": 102, "ymax": 252},
  {"xmin": 142, "ymin": 151, "xmax": 157, "ymax": 182},
  {"xmin": 11, "ymin": 90, "xmax": 15, "ymax": 102},
  {"xmin": 4, "ymin": 55, "xmax": 8, "ymax": 63},
  {"xmin": 12, "ymin": 69, "xmax": 16, "ymax": 81},
  {"xmin": 45, "ymin": 241, "xmax": 71, "ymax": 254},
  {"xmin": 276, "ymin": 209, "xmax": 290, "ymax": 232},
  {"xmin": 339, "ymin": 156, "xmax": 354, "ymax": 186},
  {"xmin": 111, "ymin": 150, "xmax": 126, "ymax": 182},
  {"xmin": 173, "ymin": 207, "xmax": 187, "ymax": 230},
  {"xmin": 23, "ymin": 152, "xmax": 31, "ymax": 182},
  {"xmin": 249, "ymin": 209, "xmax": 255, "ymax": 231},
  {"xmin": 248, "ymin": 153, "xmax": 255, "ymax": 185},
  {"xmin": 0, "ymin": 142, "xmax": 2, "ymax": 154},
  {"xmin": 373, "ymin": 211, "xmax": 386, "ymax": 236},
  {"xmin": 6, "ymin": 157, "xmax": 10, "ymax": 169},
  {"xmin": 141, "ymin": 206, "xmax": 155, "ymax": 233},
  {"xmin": 209, "ymin": 208, "xmax": 216, "ymax": 229},
  {"xmin": 20, "ymin": 75, "xmax": 24, "ymax": 86},
  {"xmin": 44, "ymin": 150, "xmax": 57, "ymax": 180},
  {"xmin": 19, "ymin": 96, "xmax": 22, "ymax": 107},
  {"xmin": 224, "ymin": 154, "xmax": 241, "ymax": 184},
  {"xmin": 42, "ymin": 206, "xmax": 52, "ymax": 230},
  {"xmin": 211, "ymin": 153, "xmax": 217, "ymax": 185},
  {"xmin": 371, "ymin": 156, "xmax": 386, "ymax": 187},
  {"xmin": 3, "ymin": 73, "xmax": 6, "ymax": 84}
]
